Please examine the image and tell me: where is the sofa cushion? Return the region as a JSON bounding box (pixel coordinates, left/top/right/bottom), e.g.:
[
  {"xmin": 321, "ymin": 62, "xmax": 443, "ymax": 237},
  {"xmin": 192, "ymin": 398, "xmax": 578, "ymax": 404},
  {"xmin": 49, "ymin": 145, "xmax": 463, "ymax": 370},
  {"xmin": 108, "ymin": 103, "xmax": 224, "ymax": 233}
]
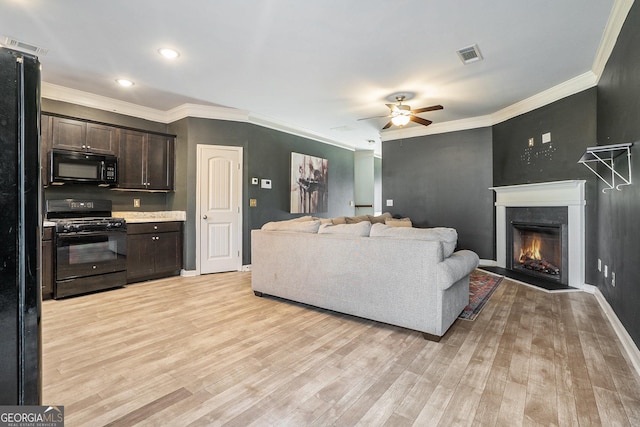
[
  {"xmin": 385, "ymin": 217, "xmax": 412, "ymax": 227},
  {"xmin": 318, "ymin": 221, "xmax": 371, "ymax": 236},
  {"xmin": 261, "ymin": 219, "xmax": 321, "ymax": 233},
  {"xmin": 369, "ymin": 223, "xmax": 457, "ymax": 257}
]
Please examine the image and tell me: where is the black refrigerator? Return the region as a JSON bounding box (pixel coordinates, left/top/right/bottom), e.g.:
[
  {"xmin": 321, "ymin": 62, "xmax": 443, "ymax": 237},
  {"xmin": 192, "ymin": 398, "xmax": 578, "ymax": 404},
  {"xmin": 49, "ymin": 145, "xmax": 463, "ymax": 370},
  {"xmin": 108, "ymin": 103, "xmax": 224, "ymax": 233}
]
[{"xmin": 0, "ymin": 47, "xmax": 42, "ymax": 404}]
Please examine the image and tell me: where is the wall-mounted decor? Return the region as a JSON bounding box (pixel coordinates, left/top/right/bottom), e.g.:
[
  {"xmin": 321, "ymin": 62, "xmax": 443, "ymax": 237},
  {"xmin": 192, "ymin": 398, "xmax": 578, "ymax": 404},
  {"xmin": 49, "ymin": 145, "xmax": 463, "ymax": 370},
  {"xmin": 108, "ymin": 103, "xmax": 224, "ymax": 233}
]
[{"xmin": 290, "ymin": 152, "xmax": 328, "ymax": 213}]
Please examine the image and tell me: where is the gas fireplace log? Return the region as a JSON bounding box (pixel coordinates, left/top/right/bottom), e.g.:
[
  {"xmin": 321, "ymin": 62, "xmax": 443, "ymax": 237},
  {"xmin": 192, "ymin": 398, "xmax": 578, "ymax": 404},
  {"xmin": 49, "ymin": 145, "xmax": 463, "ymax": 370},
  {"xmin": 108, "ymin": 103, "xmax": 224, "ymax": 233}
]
[{"xmin": 520, "ymin": 257, "xmax": 560, "ymax": 275}]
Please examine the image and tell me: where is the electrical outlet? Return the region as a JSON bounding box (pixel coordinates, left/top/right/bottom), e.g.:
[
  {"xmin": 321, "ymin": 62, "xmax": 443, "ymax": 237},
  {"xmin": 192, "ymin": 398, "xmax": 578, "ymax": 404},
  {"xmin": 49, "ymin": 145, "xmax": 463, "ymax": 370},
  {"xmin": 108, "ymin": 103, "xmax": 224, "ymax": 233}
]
[
  {"xmin": 604, "ymin": 265, "xmax": 608, "ymax": 278},
  {"xmin": 598, "ymin": 258, "xmax": 601, "ymax": 271},
  {"xmin": 612, "ymin": 271, "xmax": 616, "ymax": 287},
  {"xmin": 133, "ymin": 198, "xmax": 141, "ymax": 208},
  {"xmin": 542, "ymin": 132, "xmax": 551, "ymax": 144},
  {"xmin": 386, "ymin": 199, "xmax": 393, "ymax": 207},
  {"xmin": 249, "ymin": 199, "xmax": 257, "ymax": 207}
]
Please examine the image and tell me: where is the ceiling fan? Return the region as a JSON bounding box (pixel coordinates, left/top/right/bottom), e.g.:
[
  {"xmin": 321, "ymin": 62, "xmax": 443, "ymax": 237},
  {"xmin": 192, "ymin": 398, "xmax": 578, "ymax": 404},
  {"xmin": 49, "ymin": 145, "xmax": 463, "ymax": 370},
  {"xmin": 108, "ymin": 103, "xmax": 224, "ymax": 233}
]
[{"xmin": 359, "ymin": 95, "xmax": 443, "ymax": 130}]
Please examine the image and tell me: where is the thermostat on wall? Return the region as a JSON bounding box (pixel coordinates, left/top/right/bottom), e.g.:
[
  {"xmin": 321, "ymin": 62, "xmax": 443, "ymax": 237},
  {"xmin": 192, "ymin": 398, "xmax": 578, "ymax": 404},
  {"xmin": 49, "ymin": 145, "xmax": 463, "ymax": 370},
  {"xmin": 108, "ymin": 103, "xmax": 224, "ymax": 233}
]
[{"xmin": 261, "ymin": 179, "xmax": 272, "ymax": 189}]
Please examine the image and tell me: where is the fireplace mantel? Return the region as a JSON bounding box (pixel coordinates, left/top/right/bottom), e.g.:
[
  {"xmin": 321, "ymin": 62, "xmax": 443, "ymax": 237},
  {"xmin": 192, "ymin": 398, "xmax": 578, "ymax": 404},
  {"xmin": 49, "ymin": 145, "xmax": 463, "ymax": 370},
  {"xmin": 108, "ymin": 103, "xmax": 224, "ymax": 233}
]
[{"xmin": 491, "ymin": 180, "xmax": 586, "ymax": 289}]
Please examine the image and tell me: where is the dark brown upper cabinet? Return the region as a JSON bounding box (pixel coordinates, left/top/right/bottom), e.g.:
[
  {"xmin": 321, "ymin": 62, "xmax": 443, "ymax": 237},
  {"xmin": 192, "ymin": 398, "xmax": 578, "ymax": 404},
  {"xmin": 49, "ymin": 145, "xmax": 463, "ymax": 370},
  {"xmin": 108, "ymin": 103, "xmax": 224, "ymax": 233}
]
[
  {"xmin": 51, "ymin": 116, "xmax": 119, "ymax": 155},
  {"xmin": 119, "ymin": 129, "xmax": 175, "ymax": 191}
]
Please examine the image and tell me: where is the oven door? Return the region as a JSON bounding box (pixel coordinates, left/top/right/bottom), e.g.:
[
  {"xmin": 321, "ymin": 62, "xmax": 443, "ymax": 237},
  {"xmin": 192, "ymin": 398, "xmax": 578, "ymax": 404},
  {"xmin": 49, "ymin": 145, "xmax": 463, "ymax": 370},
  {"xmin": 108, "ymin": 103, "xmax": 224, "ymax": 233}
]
[{"xmin": 56, "ymin": 230, "xmax": 127, "ymax": 280}]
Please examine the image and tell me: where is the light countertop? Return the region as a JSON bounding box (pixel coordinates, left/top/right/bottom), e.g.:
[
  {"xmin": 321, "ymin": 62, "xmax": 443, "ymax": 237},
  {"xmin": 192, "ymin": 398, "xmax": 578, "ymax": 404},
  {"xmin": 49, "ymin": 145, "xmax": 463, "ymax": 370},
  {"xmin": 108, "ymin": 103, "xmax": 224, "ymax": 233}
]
[{"xmin": 112, "ymin": 211, "xmax": 186, "ymax": 223}]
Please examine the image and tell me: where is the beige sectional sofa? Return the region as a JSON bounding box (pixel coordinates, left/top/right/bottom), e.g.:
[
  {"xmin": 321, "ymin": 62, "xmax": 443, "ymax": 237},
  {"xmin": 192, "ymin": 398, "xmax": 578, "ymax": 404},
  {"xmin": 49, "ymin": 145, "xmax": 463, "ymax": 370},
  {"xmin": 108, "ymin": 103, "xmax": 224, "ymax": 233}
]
[{"xmin": 251, "ymin": 217, "xmax": 479, "ymax": 341}]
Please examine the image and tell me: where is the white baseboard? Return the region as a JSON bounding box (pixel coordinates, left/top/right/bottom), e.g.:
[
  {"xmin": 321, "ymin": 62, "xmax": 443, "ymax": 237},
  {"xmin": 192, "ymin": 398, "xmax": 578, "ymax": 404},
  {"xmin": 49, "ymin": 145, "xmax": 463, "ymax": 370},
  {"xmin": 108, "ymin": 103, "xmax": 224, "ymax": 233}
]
[
  {"xmin": 479, "ymin": 259, "xmax": 497, "ymax": 267},
  {"xmin": 242, "ymin": 265, "xmax": 252, "ymax": 272},
  {"xmin": 593, "ymin": 287, "xmax": 640, "ymax": 377},
  {"xmin": 180, "ymin": 269, "xmax": 197, "ymax": 277}
]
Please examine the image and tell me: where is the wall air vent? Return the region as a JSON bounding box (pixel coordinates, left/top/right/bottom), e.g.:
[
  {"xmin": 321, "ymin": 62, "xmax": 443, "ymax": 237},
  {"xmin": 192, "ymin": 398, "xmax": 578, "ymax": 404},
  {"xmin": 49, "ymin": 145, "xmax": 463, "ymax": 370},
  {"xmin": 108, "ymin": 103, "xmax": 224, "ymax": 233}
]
[
  {"xmin": 2, "ymin": 36, "xmax": 48, "ymax": 56},
  {"xmin": 456, "ymin": 44, "xmax": 482, "ymax": 64}
]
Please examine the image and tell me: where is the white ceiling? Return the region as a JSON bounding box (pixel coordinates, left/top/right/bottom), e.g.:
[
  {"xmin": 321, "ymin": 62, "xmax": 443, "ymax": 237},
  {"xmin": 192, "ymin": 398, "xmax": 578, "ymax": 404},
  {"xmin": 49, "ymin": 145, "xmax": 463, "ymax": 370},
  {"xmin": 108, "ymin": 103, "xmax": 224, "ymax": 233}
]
[{"xmin": 1, "ymin": 0, "xmax": 624, "ymax": 155}]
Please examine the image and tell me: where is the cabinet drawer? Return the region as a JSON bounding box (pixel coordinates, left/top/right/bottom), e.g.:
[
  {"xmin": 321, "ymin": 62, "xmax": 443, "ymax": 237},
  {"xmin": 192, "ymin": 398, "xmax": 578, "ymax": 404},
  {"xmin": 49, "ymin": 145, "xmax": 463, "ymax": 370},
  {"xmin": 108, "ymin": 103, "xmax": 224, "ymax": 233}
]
[{"xmin": 126, "ymin": 221, "xmax": 182, "ymax": 235}]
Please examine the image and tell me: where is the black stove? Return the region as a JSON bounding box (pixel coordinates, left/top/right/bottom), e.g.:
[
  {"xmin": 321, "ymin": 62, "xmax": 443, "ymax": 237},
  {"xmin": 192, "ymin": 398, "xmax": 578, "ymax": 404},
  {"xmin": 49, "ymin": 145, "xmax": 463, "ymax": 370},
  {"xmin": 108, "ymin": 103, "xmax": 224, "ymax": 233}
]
[{"xmin": 46, "ymin": 199, "xmax": 128, "ymax": 298}]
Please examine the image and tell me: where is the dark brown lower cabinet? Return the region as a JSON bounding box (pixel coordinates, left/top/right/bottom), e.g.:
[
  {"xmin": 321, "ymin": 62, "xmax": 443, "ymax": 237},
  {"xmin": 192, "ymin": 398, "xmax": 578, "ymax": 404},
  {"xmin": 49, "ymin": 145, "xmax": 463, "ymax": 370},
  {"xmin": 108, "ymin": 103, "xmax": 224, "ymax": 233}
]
[
  {"xmin": 41, "ymin": 227, "xmax": 53, "ymax": 300},
  {"xmin": 127, "ymin": 221, "xmax": 182, "ymax": 283}
]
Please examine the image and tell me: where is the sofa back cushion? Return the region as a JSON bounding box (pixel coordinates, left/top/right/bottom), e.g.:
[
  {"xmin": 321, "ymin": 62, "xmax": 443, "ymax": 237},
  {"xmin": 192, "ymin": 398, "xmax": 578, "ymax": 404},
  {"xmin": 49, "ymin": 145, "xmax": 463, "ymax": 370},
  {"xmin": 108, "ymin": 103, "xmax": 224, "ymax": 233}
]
[
  {"xmin": 318, "ymin": 221, "xmax": 371, "ymax": 236},
  {"xmin": 369, "ymin": 223, "xmax": 457, "ymax": 257},
  {"xmin": 261, "ymin": 219, "xmax": 321, "ymax": 233}
]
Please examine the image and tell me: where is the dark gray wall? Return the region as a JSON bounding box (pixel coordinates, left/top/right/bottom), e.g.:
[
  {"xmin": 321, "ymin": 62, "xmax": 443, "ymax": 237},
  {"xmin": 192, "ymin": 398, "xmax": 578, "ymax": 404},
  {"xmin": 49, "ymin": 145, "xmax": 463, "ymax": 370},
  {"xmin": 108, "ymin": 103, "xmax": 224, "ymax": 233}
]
[
  {"xmin": 168, "ymin": 117, "xmax": 355, "ymax": 269},
  {"xmin": 595, "ymin": 1, "xmax": 640, "ymax": 347},
  {"xmin": 492, "ymin": 88, "xmax": 600, "ymax": 285},
  {"xmin": 382, "ymin": 127, "xmax": 494, "ymax": 259},
  {"xmin": 493, "ymin": 88, "xmax": 597, "ymax": 186}
]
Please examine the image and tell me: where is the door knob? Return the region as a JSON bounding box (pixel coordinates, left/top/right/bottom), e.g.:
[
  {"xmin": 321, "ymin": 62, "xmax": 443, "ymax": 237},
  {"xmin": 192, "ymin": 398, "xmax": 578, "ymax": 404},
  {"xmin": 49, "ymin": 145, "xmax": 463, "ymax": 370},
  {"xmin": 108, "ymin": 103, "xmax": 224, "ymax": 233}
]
[{"xmin": 202, "ymin": 215, "xmax": 207, "ymax": 219}]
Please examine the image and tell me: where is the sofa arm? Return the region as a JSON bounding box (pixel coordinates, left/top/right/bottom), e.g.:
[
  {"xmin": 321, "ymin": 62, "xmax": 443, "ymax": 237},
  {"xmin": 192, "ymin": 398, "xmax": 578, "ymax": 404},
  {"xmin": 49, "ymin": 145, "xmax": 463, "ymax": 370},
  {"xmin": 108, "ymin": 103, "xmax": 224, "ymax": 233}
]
[{"xmin": 436, "ymin": 250, "xmax": 480, "ymax": 290}]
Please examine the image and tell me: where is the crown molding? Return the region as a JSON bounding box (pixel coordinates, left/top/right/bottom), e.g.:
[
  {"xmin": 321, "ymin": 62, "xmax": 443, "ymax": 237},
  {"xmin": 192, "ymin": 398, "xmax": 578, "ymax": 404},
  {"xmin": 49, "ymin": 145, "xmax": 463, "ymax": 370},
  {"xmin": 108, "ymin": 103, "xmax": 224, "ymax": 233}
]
[
  {"xmin": 165, "ymin": 103, "xmax": 249, "ymax": 123},
  {"xmin": 592, "ymin": 0, "xmax": 635, "ymax": 82},
  {"xmin": 248, "ymin": 113, "xmax": 355, "ymax": 152},
  {"xmin": 381, "ymin": 115, "xmax": 493, "ymax": 141},
  {"xmin": 41, "ymin": 82, "xmax": 169, "ymax": 123},
  {"xmin": 490, "ymin": 71, "xmax": 598, "ymax": 125}
]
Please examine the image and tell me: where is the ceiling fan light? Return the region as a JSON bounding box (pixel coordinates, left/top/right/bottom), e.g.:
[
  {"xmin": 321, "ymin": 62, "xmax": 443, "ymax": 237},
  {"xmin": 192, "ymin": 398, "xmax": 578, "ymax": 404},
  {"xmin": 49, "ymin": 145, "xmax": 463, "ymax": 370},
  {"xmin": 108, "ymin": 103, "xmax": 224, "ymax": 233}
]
[{"xmin": 391, "ymin": 114, "xmax": 411, "ymax": 126}]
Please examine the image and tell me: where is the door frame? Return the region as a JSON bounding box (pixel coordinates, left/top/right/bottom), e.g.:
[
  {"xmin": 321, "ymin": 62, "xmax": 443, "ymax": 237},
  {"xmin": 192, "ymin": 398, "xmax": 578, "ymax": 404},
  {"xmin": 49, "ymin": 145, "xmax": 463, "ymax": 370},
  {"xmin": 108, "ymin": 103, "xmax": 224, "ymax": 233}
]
[{"xmin": 195, "ymin": 144, "xmax": 243, "ymax": 275}]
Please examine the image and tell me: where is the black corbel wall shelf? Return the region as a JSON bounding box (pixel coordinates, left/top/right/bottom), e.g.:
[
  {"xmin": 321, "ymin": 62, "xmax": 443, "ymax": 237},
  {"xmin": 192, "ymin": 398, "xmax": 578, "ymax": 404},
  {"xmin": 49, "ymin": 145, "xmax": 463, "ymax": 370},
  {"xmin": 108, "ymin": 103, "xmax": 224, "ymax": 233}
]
[{"xmin": 578, "ymin": 143, "xmax": 633, "ymax": 192}]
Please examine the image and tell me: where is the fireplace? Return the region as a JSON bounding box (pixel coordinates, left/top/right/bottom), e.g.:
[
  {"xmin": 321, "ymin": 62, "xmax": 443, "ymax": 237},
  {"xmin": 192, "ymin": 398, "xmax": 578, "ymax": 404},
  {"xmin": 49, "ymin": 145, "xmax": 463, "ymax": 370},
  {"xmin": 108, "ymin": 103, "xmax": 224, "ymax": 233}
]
[
  {"xmin": 491, "ymin": 180, "xmax": 585, "ymax": 289},
  {"xmin": 506, "ymin": 207, "xmax": 569, "ymax": 285},
  {"xmin": 512, "ymin": 224, "xmax": 561, "ymax": 277}
]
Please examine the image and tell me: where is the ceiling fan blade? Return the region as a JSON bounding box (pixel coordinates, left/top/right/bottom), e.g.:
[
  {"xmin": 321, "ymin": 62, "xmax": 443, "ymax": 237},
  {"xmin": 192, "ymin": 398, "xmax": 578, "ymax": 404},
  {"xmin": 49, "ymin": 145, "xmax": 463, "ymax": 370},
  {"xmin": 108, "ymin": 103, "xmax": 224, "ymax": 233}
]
[
  {"xmin": 411, "ymin": 105, "xmax": 444, "ymax": 114},
  {"xmin": 382, "ymin": 121, "xmax": 394, "ymax": 130},
  {"xmin": 357, "ymin": 114, "xmax": 390, "ymax": 121},
  {"xmin": 410, "ymin": 116, "xmax": 433, "ymax": 127}
]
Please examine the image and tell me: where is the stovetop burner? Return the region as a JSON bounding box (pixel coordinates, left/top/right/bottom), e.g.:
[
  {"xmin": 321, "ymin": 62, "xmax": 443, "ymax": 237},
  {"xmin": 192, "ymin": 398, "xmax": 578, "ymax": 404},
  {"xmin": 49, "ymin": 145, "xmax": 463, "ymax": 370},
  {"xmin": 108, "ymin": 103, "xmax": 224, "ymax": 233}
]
[
  {"xmin": 50, "ymin": 217, "xmax": 126, "ymax": 233},
  {"xmin": 46, "ymin": 199, "xmax": 126, "ymax": 233}
]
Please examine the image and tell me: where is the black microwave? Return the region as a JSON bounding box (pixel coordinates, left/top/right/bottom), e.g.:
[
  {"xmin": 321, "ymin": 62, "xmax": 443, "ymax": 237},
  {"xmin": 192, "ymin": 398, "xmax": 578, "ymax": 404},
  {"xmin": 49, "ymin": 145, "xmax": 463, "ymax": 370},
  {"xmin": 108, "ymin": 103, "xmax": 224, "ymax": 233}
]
[{"xmin": 50, "ymin": 149, "xmax": 118, "ymax": 186}]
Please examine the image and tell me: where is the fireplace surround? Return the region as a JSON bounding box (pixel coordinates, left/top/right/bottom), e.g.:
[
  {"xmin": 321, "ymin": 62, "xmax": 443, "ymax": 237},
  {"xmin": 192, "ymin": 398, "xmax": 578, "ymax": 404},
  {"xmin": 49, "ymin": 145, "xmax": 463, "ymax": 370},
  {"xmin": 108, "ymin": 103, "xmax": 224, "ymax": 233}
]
[{"xmin": 491, "ymin": 180, "xmax": 585, "ymax": 289}]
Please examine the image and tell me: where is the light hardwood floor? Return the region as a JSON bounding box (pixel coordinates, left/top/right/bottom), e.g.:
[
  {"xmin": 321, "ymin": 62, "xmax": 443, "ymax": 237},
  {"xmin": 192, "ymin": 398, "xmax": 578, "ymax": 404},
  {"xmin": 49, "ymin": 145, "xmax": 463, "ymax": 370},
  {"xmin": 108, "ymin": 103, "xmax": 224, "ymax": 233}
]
[{"xmin": 42, "ymin": 271, "xmax": 640, "ymax": 426}]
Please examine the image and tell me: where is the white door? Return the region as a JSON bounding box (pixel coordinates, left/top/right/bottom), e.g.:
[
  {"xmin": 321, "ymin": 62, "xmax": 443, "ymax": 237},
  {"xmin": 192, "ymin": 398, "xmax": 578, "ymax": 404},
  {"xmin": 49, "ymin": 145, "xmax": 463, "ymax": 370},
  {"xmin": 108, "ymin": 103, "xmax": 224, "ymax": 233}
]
[{"xmin": 197, "ymin": 145, "xmax": 242, "ymax": 274}]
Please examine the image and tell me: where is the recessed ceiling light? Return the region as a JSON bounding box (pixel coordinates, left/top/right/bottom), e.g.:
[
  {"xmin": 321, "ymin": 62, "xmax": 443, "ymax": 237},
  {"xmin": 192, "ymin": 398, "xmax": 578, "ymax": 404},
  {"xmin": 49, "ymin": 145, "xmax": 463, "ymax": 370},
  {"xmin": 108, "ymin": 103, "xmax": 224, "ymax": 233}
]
[
  {"xmin": 158, "ymin": 48, "xmax": 179, "ymax": 59},
  {"xmin": 116, "ymin": 78, "xmax": 134, "ymax": 87}
]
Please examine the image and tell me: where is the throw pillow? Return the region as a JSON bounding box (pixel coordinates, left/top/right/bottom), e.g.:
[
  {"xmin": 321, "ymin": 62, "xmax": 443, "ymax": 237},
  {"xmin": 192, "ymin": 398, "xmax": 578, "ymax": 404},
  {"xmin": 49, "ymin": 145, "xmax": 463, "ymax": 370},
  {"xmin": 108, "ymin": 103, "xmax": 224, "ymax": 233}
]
[
  {"xmin": 368, "ymin": 212, "xmax": 393, "ymax": 224},
  {"xmin": 345, "ymin": 215, "xmax": 371, "ymax": 224},
  {"xmin": 385, "ymin": 217, "xmax": 412, "ymax": 227},
  {"xmin": 318, "ymin": 221, "xmax": 372, "ymax": 236}
]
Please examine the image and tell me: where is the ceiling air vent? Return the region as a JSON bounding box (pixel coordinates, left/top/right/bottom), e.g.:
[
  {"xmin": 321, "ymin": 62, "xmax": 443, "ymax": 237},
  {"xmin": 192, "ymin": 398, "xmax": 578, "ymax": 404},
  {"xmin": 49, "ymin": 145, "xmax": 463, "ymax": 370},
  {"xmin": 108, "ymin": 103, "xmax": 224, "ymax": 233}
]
[
  {"xmin": 2, "ymin": 36, "xmax": 48, "ymax": 56},
  {"xmin": 456, "ymin": 44, "xmax": 482, "ymax": 64}
]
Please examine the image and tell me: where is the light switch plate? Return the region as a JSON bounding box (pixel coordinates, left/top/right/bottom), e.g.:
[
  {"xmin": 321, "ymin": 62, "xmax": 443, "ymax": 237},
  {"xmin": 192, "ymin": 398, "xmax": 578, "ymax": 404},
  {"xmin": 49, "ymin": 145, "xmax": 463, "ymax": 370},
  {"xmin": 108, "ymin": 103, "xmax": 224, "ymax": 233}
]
[
  {"xmin": 251, "ymin": 177, "xmax": 258, "ymax": 185},
  {"xmin": 261, "ymin": 179, "xmax": 272, "ymax": 189},
  {"xmin": 386, "ymin": 199, "xmax": 393, "ymax": 207}
]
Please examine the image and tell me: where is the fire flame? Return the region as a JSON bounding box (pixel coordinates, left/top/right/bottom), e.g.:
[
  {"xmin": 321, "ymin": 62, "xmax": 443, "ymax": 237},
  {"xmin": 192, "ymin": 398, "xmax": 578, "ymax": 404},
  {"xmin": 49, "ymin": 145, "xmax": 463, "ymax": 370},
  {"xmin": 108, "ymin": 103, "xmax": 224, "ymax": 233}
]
[{"xmin": 520, "ymin": 236, "xmax": 542, "ymax": 263}]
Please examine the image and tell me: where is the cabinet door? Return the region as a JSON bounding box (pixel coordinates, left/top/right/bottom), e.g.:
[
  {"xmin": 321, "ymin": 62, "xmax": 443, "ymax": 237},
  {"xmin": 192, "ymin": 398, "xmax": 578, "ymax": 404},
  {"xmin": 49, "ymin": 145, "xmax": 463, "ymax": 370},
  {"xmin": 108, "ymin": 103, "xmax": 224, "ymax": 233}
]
[
  {"xmin": 153, "ymin": 231, "xmax": 182, "ymax": 274},
  {"xmin": 51, "ymin": 117, "xmax": 86, "ymax": 151},
  {"xmin": 86, "ymin": 123, "xmax": 118, "ymax": 155},
  {"xmin": 118, "ymin": 129, "xmax": 146, "ymax": 189},
  {"xmin": 146, "ymin": 134, "xmax": 174, "ymax": 190},
  {"xmin": 41, "ymin": 114, "xmax": 52, "ymax": 186},
  {"xmin": 126, "ymin": 233, "xmax": 156, "ymax": 281}
]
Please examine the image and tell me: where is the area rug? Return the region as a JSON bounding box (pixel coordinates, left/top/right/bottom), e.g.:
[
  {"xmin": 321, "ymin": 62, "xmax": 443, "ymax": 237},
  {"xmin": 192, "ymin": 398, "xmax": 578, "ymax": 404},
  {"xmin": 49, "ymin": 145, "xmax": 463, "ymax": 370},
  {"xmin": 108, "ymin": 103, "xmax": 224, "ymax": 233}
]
[{"xmin": 458, "ymin": 270, "xmax": 504, "ymax": 321}]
